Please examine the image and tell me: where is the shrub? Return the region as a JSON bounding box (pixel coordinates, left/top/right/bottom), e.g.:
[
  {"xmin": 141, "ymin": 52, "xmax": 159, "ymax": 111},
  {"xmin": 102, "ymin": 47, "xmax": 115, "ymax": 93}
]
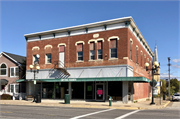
[{"xmin": 0, "ymin": 94, "xmax": 12, "ymax": 100}]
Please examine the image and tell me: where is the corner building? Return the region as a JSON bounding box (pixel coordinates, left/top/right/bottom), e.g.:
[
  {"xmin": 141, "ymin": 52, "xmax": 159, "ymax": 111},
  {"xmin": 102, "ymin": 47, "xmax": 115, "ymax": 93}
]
[{"xmin": 24, "ymin": 17, "xmax": 153, "ymax": 103}]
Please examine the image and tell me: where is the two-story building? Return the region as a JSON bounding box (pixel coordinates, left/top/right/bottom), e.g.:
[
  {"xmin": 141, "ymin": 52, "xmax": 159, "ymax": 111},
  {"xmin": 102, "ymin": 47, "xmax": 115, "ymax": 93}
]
[
  {"xmin": 20, "ymin": 16, "xmax": 154, "ymax": 103},
  {"xmin": 0, "ymin": 52, "xmax": 26, "ymax": 99}
]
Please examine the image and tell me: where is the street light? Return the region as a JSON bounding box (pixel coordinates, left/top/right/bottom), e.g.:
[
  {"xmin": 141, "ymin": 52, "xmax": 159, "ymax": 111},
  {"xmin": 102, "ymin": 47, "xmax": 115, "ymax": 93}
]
[
  {"xmin": 29, "ymin": 54, "xmax": 40, "ymax": 102},
  {"xmin": 145, "ymin": 60, "xmax": 160, "ymax": 105}
]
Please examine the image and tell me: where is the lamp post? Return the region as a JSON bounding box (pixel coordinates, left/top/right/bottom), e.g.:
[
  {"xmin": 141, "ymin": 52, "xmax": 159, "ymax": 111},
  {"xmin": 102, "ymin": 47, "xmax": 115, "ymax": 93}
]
[
  {"xmin": 145, "ymin": 60, "xmax": 160, "ymax": 105},
  {"xmin": 29, "ymin": 54, "xmax": 40, "ymax": 102}
]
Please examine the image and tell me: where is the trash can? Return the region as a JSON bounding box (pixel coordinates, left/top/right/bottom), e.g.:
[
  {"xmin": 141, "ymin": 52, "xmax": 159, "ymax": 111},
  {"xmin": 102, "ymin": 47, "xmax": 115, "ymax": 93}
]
[
  {"xmin": 65, "ymin": 94, "xmax": 70, "ymax": 104},
  {"xmin": 36, "ymin": 94, "xmax": 41, "ymax": 103},
  {"xmin": 163, "ymin": 94, "xmax": 166, "ymax": 100}
]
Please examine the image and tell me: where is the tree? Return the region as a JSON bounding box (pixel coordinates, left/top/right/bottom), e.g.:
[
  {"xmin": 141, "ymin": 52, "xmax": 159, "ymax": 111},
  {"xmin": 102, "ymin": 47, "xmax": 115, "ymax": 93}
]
[{"xmin": 170, "ymin": 78, "xmax": 179, "ymax": 93}]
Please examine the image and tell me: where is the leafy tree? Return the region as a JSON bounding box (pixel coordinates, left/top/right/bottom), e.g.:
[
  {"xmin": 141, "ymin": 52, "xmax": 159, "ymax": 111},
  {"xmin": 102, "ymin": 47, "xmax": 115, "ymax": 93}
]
[{"xmin": 170, "ymin": 78, "xmax": 179, "ymax": 93}]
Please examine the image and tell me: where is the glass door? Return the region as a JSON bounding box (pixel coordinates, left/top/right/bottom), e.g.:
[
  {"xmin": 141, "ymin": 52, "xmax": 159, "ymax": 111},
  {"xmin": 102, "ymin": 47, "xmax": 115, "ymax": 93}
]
[{"xmin": 96, "ymin": 85, "xmax": 103, "ymax": 100}]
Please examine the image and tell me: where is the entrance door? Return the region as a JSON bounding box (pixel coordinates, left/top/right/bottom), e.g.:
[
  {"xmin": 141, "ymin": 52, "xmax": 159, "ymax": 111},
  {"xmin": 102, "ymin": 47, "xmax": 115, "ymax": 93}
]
[
  {"xmin": 59, "ymin": 52, "xmax": 64, "ymax": 67},
  {"xmin": 96, "ymin": 84, "xmax": 104, "ymax": 101}
]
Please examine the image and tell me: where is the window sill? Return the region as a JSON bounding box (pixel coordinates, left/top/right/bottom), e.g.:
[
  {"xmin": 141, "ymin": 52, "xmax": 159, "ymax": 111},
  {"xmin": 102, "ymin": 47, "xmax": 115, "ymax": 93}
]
[
  {"xmin": 10, "ymin": 76, "xmax": 19, "ymax": 78},
  {"xmin": 76, "ymin": 60, "xmax": 84, "ymax": 63},
  {"xmin": 88, "ymin": 60, "xmax": 95, "ymax": 62},
  {"xmin": 109, "ymin": 58, "xmax": 118, "ymax": 60},
  {"xmin": 97, "ymin": 59, "xmax": 103, "ymax": 61},
  {"xmin": 0, "ymin": 75, "xmax": 7, "ymax": 76},
  {"xmin": 45, "ymin": 63, "xmax": 52, "ymax": 65}
]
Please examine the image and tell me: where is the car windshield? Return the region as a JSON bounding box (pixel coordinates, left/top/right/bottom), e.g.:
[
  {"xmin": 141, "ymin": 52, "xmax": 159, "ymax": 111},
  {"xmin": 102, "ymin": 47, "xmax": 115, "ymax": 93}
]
[{"xmin": 174, "ymin": 94, "xmax": 180, "ymax": 96}]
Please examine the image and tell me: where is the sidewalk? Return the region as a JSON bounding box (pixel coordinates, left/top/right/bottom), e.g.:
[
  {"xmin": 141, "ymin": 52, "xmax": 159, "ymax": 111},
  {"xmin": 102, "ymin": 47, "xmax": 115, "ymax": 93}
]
[{"xmin": 0, "ymin": 98, "xmax": 170, "ymax": 110}]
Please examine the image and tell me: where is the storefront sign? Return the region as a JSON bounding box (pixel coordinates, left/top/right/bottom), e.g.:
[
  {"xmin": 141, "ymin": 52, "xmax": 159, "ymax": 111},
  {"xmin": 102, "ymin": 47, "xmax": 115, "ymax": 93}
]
[
  {"xmin": 97, "ymin": 90, "xmax": 103, "ymax": 95},
  {"xmin": 87, "ymin": 86, "xmax": 92, "ymax": 91}
]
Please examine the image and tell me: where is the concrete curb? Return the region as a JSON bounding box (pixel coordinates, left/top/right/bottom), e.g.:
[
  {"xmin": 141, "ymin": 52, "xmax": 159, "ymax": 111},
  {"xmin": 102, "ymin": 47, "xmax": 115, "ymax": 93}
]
[{"xmin": 0, "ymin": 100, "xmax": 171, "ymax": 110}]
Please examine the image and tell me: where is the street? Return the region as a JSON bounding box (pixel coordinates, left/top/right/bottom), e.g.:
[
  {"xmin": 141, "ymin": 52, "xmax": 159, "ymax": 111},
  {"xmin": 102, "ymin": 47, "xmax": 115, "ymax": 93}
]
[{"xmin": 0, "ymin": 101, "xmax": 179, "ymax": 119}]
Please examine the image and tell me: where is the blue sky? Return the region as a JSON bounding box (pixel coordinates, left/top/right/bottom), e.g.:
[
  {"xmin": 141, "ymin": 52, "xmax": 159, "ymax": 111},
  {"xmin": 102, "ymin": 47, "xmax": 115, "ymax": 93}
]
[{"xmin": 0, "ymin": 1, "xmax": 179, "ymax": 80}]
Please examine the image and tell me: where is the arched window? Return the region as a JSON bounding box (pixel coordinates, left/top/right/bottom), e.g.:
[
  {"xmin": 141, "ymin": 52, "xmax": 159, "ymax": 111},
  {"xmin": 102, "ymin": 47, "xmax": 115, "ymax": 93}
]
[
  {"xmin": 0, "ymin": 63, "xmax": 7, "ymax": 76},
  {"xmin": 141, "ymin": 51, "xmax": 143, "ymax": 66}
]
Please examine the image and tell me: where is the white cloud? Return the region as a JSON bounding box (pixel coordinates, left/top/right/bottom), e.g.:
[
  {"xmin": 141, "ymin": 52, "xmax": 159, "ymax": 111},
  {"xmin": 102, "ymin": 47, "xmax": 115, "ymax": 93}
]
[
  {"xmin": 172, "ymin": 64, "xmax": 180, "ymax": 68},
  {"xmin": 172, "ymin": 58, "xmax": 180, "ymax": 63},
  {"xmin": 160, "ymin": 73, "xmax": 180, "ymax": 80}
]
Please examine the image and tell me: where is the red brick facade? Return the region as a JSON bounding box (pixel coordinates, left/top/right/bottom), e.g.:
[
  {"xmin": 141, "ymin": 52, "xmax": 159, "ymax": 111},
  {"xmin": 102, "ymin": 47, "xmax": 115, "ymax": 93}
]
[{"xmin": 26, "ymin": 27, "xmax": 153, "ymax": 100}]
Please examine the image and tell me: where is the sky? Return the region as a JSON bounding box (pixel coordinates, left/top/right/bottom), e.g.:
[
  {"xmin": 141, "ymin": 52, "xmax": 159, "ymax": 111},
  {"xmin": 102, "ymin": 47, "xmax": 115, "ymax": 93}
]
[{"xmin": 0, "ymin": 0, "xmax": 179, "ymax": 80}]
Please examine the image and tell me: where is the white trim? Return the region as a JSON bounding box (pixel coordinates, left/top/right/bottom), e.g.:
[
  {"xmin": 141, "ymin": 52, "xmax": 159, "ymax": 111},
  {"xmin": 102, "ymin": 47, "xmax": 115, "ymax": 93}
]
[
  {"xmin": 96, "ymin": 38, "xmax": 104, "ymax": 42},
  {"xmin": 10, "ymin": 66, "xmax": 19, "ymax": 77},
  {"xmin": 88, "ymin": 39, "xmax": 97, "ymax": 44},
  {"xmin": 32, "ymin": 46, "xmax": 40, "ymax": 50},
  {"xmin": 0, "ymin": 63, "xmax": 8, "ymax": 76},
  {"xmin": 44, "ymin": 45, "xmax": 53, "ymax": 49},
  {"xmin": 75, "ymin": 41, "xmax": 85, "ymax": 46},
  {"xmin": 108, "ymin": 36, "xmax": 119, "ymax": 41},
  {"xmin": 130, "ymin": 38, "xmax": 133, "ymax": 44},
  {"xmin": 57, "ymin": 43, "xmax": 66, "ymax": 47},
  {"xmin": 1, "ymin": 52, "xmax": 20, "ymax": 65}
]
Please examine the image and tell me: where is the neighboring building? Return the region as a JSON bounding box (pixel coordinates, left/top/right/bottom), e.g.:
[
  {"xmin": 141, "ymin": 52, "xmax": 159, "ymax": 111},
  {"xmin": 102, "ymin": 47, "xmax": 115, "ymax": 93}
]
[
  {"xmin": 20, "ymin": 16, "xmax": 154, "ymax": 103},
  {"xmin": 153, "ymin": 45, "xmax": 160, "ymax": 95},
  {"xmin": 0, "ymin": 52, "xmax": 26, "ymax": 99}
]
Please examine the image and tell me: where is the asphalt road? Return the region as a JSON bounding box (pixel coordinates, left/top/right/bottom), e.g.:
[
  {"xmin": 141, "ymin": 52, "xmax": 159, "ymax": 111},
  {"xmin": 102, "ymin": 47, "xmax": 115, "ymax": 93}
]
[{"xmin": 0, "ymin": 101, "xmax": 179, "ymax": 119}]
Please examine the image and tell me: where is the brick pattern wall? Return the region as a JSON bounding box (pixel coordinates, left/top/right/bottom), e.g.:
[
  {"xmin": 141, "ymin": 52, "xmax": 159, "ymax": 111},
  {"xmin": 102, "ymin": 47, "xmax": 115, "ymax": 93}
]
[
  {"xmin": 26, "ymin": 27, "xmax": 153, "ymax": 100},
  {"xmin": 0, "ymin": 55, "xmax": 19, "ymax": 91}
]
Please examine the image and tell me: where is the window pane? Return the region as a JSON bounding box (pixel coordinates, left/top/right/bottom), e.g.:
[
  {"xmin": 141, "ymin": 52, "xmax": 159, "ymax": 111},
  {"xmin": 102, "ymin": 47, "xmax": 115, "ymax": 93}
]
[
  {"xmin": 0, "ymin": 69, "xmax": 6, "ymax": 75},
  {"xmin": 98, "ymin": 50, "xmax": 102, "ymax": 59},
  {"xmin": 1, "ymin": 64, "xmax": 6, "ymax": 68},
  {"xmin": 11, "ymin": 68, "xmax": 14, "ymax": 76},
  {"xmin": 10, "ymin": 85, "xmax": 14, "ymax": 93},
  {"xmin": 78, "ymin": 52, "xmax": 83, "ymax": 60},
  {"xmin": 15, "ymin": 68, "xmax": 19, "ymax": 76},
  {"xmin": 34, "ymin": 55, "xmax": 39, "ymax": 64},
  {"xmin": 111, "ymin": 48, "xmax": 117, "ymax": 58},
  {"xmin": 90, "ymin": 50, "xmax": 95, "ymax": 60},
  {"xmin": 46, "ymin": 54, "xmax": 51, "ymax": 63},
  {"xmin": 15, "ymin": 85, "xmax": 19, "ymax": 93}
]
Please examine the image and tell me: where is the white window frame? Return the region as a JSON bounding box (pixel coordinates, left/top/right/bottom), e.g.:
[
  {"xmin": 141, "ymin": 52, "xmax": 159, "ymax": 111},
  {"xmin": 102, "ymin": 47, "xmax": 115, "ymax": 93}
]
[
  {"xmin": 33, "ymin": 55, "xmax": 39, "ymax": 65},
  {"xmin": 110, "ymin": 48, "xmax": 117, "ymax": 58},
  {"xmin": 45, "ymin": 54, "xmax": 52, "ymax": 64},
  {"xmin": 0, "ymin": 63, "xmax": 7, "ymax": 76},
  {"xmin": 10, "ymin": 84, "xmax": 19, "ymax": 93},
  {"xmin": 97, "ymin": 49, "xmax": 103, "ymax": 59},
  {"xmin": 90, "ymin": 50, "xmax": 95, "ymax": 60},
  {"xmin": 10, "ymin": 67, "xmax": 19, "ymax": 77},
  {"xmin": 77, "ymin": 51, "xmax": 83, "ymax": 61}
]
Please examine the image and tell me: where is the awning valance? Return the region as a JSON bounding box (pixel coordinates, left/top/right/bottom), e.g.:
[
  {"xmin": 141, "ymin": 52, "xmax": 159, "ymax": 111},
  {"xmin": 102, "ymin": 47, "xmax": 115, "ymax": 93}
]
[{"xmin": 16, "ymin": 77, "xmax": 149, "ymax": 83}]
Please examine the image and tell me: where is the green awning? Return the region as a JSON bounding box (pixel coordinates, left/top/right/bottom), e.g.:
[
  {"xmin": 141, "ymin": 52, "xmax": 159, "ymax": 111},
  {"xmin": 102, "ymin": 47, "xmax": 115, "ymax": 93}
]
[
  {"xmin": 16, "ymin": 79, "xmax": 26, "ymax": 83},
  {"xmin": 16, "ymin": 77, "xmax": 149, "ymax": 83}
]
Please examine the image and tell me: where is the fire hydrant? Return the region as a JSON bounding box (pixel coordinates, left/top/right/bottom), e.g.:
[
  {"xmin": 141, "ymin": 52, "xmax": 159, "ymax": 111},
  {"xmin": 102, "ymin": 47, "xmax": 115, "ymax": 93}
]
[{"xmin": 109, "ymin": 96, "xmax": 112, "ymax": 106}]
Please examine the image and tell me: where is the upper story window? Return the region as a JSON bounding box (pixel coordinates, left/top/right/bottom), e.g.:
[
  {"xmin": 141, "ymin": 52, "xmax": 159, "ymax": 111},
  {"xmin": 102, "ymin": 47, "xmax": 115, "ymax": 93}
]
[
  {"xmin": 46, "ymin": 54, "xmax": 52, "ymax": 64},
  {"xmin": 0, "ymin": 63, "xmax": 7, "ymax": 76},
  {"xmin": 130, "ymin": 40, "xmax": 133, "ymax": 60},
  {"xmin": 77, "ymin": 43, "xmax": 83, "ymax": 61},
  {"xmin": 10, "ymin": 67, "xmax": 19, "ymax": 77},
  {"xmin": 90, "ymin": 42, "xmax": 95, "ymax": 60},
  {"xmin": 97, "ymin": 41, "xmax": 103, "ymax": 59},
  {"xmin": 33, "ymin": 55, "xmax": 39, "ymax": 64},
  {"xmin": 136, "ymin": 46, "xmax": 138, "ymax": 64},
  {"xmin": 141, "ymin": 51, "xmax": 143, "ymax": 67},
  {"xmin": 110, "ymin": 39, "xmax": 117, "ymax": 58}
]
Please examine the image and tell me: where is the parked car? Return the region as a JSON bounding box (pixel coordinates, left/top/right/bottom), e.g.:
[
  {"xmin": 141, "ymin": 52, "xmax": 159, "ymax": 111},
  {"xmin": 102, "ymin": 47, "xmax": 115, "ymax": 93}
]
[{"xmin": 172, "ymin": 94, "xmax": 180, "ymax": 101}]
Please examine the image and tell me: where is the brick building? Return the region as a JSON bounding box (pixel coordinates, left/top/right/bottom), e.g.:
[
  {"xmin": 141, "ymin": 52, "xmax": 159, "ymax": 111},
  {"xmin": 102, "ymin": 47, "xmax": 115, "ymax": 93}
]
[
  {"xmin": 0, "ymin": 52, "xmax": 26, "ymax": 99},
  {"xmin": 20, "ymin": 16, "xmax": 154, "ymax": 103}
]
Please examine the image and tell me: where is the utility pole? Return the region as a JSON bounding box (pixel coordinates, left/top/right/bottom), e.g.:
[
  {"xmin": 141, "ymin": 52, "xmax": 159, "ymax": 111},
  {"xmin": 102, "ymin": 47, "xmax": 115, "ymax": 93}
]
[{"xmin": 168, "ymin": 57, "xmax": 171, "ymax": 100}]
